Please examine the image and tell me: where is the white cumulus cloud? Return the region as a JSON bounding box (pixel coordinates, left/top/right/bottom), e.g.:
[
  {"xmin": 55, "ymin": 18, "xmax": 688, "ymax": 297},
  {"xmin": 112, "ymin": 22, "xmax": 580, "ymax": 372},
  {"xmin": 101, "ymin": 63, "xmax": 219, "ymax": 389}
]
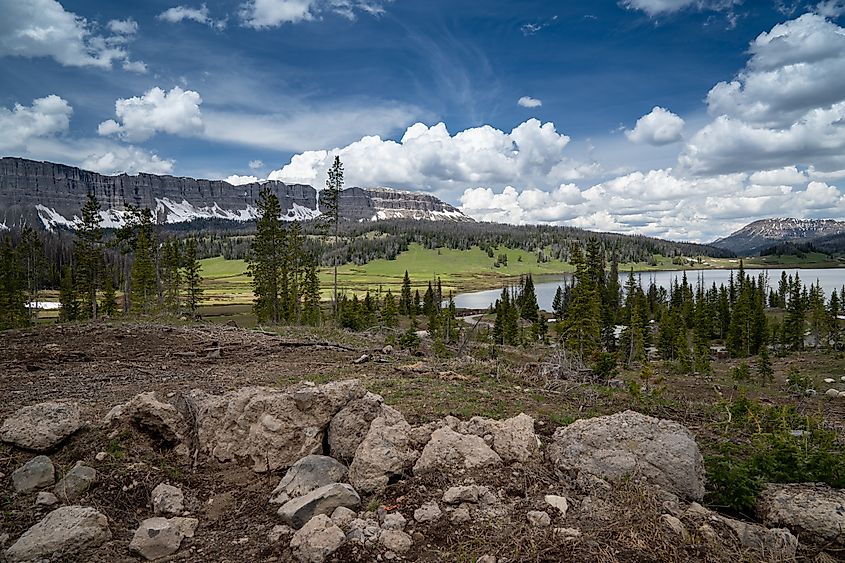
[
  {"xmin": 98, "ymin": 86, "xmax": 204, "ymax": 142},
  {"xmin": 621, "ymin": 0, "xmax": 741, "ymax": 16},
  {"xmin": 225, "ymin": 174, "xmax": 259, "ymax": 185},
  {"xmin": 625, "ymin": 106, "xmax": 685, "ymax": 145},
  {"xmin": 518, "ymin": 96, "xmax": 543, "ymax": 108},
  {"xmin": 158, "ymin": 4, "xmax": 226, "ymax": 28},
  {"xmin": 0, "ymin": 0, "xmax": 145, "ymax": 71},
  {"xmin": 239, "ymin": 0, "xmax": 393, "ymax": 28},
  {"xmin": 0, "ymin": 95, "xmax": 72, "ymax": 151},
  {"xmin": 267, "ymin": 119, "xmax": 594, "ymax": 198}
]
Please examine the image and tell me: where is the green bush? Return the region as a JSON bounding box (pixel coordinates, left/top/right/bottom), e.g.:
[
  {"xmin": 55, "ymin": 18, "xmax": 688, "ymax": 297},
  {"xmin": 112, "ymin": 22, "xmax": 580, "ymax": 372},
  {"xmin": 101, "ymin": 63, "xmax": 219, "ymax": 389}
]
[
  {"xmin": 705, "ymin": 400, "xmax": 845, "ymax": 516},
  {"xmin": 398, "ymin": 327, "xmax": 421, "ymax": 350}
]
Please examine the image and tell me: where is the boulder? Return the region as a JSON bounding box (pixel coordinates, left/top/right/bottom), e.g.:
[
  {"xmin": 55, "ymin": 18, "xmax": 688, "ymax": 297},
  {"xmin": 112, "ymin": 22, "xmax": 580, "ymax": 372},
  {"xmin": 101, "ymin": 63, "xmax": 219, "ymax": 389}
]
[
  {"xmin": 381, "ymin": 511, "xmax": 406, "ymax": 530},
  {"xmin": 757, "ymin": 483, "xmax": 845, "ymax": 546},
  {"xmin": 824, "ymin": 388, "xmax": 840, "ymax": 398},
  {"xmin": 719, "ymin": 514, "xmax": 797, "ymax": 560},
  {"xmin": 414, "ymin": 501, "xmax": 442, "ymax": 523},
  {"xmin": 151, "ymin": 483, "xmax": 185, "ymax": 516},
  {"xmin": 546, "ymin": 410, "xmax": 705, "ymax": 500},
  {"xmin": 463, "ymin": 413, "xmax": 540, "ymax": 463},
  {"xmin": 278, "ymin": 483, "xmax": 361, "ymax": 529},
  {"xmin": 348, "ymin": 406, "xmax": 419, "ymax": 493},
  {"xmin": 327, "ymin": 392, "xmax": 384, "ymax": 461},
  {"xmin": 4, "ymin": 506, "xmax": 111, "ymax": 562},
  {"xmin": 270, "ymin": 455, "xmax": 348, "ymax": 505},
  {"xmin": 414, "ymin": 427, "xmax": 502, "ymax": 475},
  {"xmin": 129, "ymin": 516, "xmax": 198, "ymax": 560},
  {"xmin": 11, "ymin": 455, "xmax": 55, "ymax": 493},
  {"xmin": 330, "ymin": 506, "xmax": 356, "ymax": 529},
  {"xmin": 55, "ymin": 463, "xmax": 97, "ymax": 502},
  {"xmin": 289, "ymin": 514, "xmax": 345, "ymax": 563},
  {"xmin": 0, "ymin": 402, "xmax": 82, "ymax": 451},
  {"xmin": 104, "ymin": 392, "xmax": 184, "ymax": 444},
  {"xmin": 188, "ymin": 380, "xmax": 365, "ymax": 472},
  {"xmin": 379, "ymin": 529, "xmax": 413, "ymax": 554}
]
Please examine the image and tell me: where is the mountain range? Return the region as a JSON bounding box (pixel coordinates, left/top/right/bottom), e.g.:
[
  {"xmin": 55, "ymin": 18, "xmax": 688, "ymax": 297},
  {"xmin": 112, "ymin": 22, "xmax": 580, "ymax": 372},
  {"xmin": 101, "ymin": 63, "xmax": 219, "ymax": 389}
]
[
  {"xmin": 0, "ymin": 157, "xmax": 470, "ymax": 231},
  {"xmin": 711, "ymin": 218, "xmax": 845, "ymax": 255}
]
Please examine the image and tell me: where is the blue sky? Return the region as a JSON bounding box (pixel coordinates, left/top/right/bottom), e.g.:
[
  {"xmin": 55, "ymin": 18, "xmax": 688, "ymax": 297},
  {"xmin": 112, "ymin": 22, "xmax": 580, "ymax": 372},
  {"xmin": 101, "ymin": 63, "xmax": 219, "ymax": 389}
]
[{"xmin": 2, "ymin": 0, "xmax": 845, "ymax": 240}]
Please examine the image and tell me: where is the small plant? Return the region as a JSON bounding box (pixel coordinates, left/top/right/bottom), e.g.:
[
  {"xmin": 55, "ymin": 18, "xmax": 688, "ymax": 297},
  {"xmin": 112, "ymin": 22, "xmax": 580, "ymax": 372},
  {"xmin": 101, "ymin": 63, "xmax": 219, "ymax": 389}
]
[
  {"xmin": 398, "ymin": 327, "xmax": 420, "ymax": 350},
  {"xmin": 731, "ymin": 361, "xmax": 751, "ymax": 382},
  {"xmin": 591, "ymin": 352, "xmax": 617, "ymax": 381},
  {"xmin": 786, "ymin": 366, "xmax": 813, "ymax": 391},
  {"xmin": 365, "ymin": 497, "xmax": 382, "ymax": 512},
  {"xmin": 432, "ymin": 337, "xmax": 451, "ymax": 358}
]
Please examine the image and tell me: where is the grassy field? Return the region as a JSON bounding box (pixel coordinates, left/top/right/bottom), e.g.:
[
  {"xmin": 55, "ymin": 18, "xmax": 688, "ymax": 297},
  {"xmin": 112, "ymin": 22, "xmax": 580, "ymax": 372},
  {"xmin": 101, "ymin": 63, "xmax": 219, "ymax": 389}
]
[{"xmin": 197, "ymin": 244, "xmax": 845, "ymax": 305}]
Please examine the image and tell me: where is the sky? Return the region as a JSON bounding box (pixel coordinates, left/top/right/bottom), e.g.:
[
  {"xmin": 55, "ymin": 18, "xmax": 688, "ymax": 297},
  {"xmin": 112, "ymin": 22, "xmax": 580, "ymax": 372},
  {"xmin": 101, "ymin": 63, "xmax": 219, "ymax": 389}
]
[{"xmin": 2, "ymin": 0, "xmax": 845, "ymax": 242}]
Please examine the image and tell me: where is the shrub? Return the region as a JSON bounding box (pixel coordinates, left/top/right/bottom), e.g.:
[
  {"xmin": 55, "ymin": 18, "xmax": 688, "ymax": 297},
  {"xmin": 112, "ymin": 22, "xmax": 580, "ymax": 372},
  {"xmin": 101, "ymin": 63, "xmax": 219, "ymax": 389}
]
[{"xmin": 398, "ymin": 327, "xmax": 420, "ymax": 350}]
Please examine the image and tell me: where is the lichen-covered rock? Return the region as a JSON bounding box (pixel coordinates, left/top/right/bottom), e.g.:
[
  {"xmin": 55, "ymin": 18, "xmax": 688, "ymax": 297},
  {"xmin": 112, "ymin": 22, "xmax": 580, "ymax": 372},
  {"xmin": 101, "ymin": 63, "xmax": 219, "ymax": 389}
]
[
  {"xmin": 546, "ymin": 410, "xmax": 705, "ymax": 500},
  {"xmin": 327, "ymin": 392, "xmax": 384, "ymax": 461},
  {"xmin": 104, "ymin": 392, "xmax": 184, "ymax": 444},
  {"xmin": 463, "ymin": 413, "xmax": 540, "ymax": 462},
  {"xmin": 379, "ymin": 529, "xmax": 413, "ymax": 554},
  {"xmin": 55, "ymin": 463, "xmax": 97, "ymax": 502},
  {"xmin": 348, "ymin": 406, "xmax": 419, "ymax": 493},
  {"xmin": 151, "ymin": 483, "xmax": 185, "ymax": 516},
  {"xmin": 4, "ymin": 506, "xmax": 111, "ymax": 562},
  {"xmin": 289, "ymin": 514, "xmax": 345, "ymax": 563},
  {"xmin": 278, "ymin": 483, "xmax": 361, "ymax": 529},
  {"xmin": 527, "ymin": 510, "xmax": 551, "ymax": 527},
  {"xmin": 11, "ymin": 455, "xmax": 55, "ymax": 493},
  {"xmin": 758, "ymin": 483, "xmax": 845, "ymax": 546},
  {"xmin": 414, "ymin": 501, "xmax": 442, "ymax": 523},
  {"xmin": 129, "ymin": 516, "xmax": 198, "ymax": 560},
  {"xmin": 188, "ymin": 380, "xmax": 366, "ymax": 472},
  {"xmin": 0, "ymin": 402, "xmax": 82, "ymax": 451},
  {"xmin": 270, "ymin": 455, "xmax": 348, "ymax": 505},
  {"xmin": 414, "ymin": 427, "xmax": 502, "ymax": 475}
]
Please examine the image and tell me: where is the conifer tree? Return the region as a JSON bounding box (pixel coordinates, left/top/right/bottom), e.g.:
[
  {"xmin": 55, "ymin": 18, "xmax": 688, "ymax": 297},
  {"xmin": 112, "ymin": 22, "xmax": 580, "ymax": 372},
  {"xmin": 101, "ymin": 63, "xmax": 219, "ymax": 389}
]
[
  {"xmin": 399, "ymin": 271, "xmax": 412, "ymax": 316},
  {"xmin": 100, "ymin": 272, "xmax": 118, "ymax": 317},
  {"xmin": 381, "ymin": 290, "xmax": 398, "ymax": 327},
  {"xmin": 0, "ymin": 239, "xmax": 28, "ymax": 329},
  {"xmin": 17, "ymin": 226, "xmax": 45, "ymax": 323},
  {"xmin": 130, "ymin": 225, "xmax": 157, "ymax": 314},
  {"xmin": 757, "ymin": 346, "xmax": 773, "ymax": 382},
  {"xmin": 75, "ymin": 193, "xmax": 104, "ymax": 319},
  {"xmin": 58, "ymin": 266, "xmax": 81, "ymax": 322},
  {"xmin": 160, "ymin": 238, "xmax": 183, "ymax": 312},
  {"xmin": 301, "ymin": 258, "xmax": 322, "ymax": 326},
  {"xmin": 520, "ymin": 274, "xmax": 539, "ymax": 323},
  {"xmin": 183, "ymin": 237, "xmax": 204, "ymax": 314},
  {"xmin": 561, "ymin": 244, "xmax": 601, "ymax": 358},
  {"xmin": 322, "ymin": 156, "xmax": 343, "ymax": 318},
  {"xmin": 413, "ymin": 289, "xmax": 421, "ymax": 316},
  {"xmin": 249, "ymin": 187, "xmax": 285, "ymax": 324}
]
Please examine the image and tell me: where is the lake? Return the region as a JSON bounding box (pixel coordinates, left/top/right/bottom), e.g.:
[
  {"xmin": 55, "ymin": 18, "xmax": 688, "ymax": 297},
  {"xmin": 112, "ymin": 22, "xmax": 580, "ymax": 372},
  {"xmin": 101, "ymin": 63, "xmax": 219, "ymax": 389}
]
[{"xmin": 452, "ymin": 268, "xmax": 845, "ymax": 312}]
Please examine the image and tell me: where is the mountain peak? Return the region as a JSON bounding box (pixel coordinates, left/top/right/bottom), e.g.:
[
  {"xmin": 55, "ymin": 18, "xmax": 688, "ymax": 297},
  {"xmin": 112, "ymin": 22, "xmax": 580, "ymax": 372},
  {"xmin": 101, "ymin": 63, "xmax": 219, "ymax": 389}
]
[{"xmin": 712, "ymin": 217, "xmax": 845, "ymax": 255}]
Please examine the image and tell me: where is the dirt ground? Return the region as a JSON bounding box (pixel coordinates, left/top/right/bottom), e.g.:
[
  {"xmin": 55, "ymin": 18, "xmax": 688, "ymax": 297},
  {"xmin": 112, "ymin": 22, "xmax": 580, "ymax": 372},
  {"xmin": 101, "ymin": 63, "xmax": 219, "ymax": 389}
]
[{"xmin": 1, "ymin": 321, "xmax": 844, "ymax": 562}]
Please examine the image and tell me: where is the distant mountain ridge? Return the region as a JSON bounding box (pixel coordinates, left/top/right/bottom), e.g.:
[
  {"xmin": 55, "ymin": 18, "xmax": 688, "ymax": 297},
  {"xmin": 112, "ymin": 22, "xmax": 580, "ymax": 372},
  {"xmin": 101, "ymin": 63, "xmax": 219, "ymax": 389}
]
[
  {"xmin": 712, "ymin": 218, "xmax": 845, "ymax": 255},
  {"xmin": 0, "ymin": 157, "xmax": 471, "ymax": 231}
]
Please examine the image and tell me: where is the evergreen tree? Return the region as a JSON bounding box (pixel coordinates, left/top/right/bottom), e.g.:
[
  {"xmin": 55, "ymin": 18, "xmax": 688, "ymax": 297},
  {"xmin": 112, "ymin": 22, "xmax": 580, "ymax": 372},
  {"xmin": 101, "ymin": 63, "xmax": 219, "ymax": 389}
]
[
  {"xmin": 74, "ymin": 193, "xmax": 104, "ymax": 319},
  {"xmin": 784, "ymin": 274, "xmax": 806, "ymax": 350},
  {"xmin": 58, "ymin": 266, "xmax": 81, "ymax": 322},
  {"xmin": 413, "ymin": 289, "xmax": 421, "ymax": 316},
  {"xmin": 249, "ymin": 187, "xmax": 285, "ymax": 324},
  {"xmin": 519, "ymin": 274, "xmax": 539, "ymax": 322},
  {"xmin": 757, "ymin": 346, "xmax": 774, "ymax": 382},
  {"xmin": 17, "ymin": 226, "xmax": 45, "ymax": 323},
  {"xmin": 399, "ymin": 270, "xmax": 412, "ymax": 316},
  {"xmin": 381, "ymin": 290, "xmax": 398, "ymax": 327},
  {"xmin": 560, "ymin": 244, "xmax": 601, "ymax": 358},
  {"xmin": 0, "ymin": 239, "xmax": 28, "ymax": 329},
  {"xmin": 130, "ymin": 219, "xmax": 158, "ymax": 315},
  {"xmin": 182, "ymin": 237, "xmax": 204, "ymax": 314},
  {"xmin": 100, "ymin": 272, "xmax": 118, "ymax": 317},
  {"xmin": 552, "ymin": 285, "xmax": 565, "ymax": 318},
  {"xmin": 301, "ymin": 258, "xmax": 322, "ymax": 326},
  {"xmin": 322, "ymin": 156, "xmax": 343, "ymax": 318}
]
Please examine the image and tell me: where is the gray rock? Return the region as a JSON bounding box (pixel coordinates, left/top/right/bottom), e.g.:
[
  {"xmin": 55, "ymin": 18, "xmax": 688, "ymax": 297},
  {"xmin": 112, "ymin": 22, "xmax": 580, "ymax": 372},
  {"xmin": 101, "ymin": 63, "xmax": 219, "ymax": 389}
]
[
  {"xmin": 0, "ymin": 402, "xmax": 82, "ymax": 451},
  {"xmin": 544, "ymin": 495, "xmax": 569, "ymax": 517},
  {"xmin": 278, "ymin": 483, "xmax": 361, "ymax": 529},
  {"xmin": 462, "ymin": 413, "xmax": 540, "ymax": 463},
  {"xmin": 379, "ymin": 529, "xmax": 413, "ymax": 554},
  {"xmin": 346, "ymin": 518, "xmax": 381, "ymax": 544},
  {"xmin": 659, "ymin": 514, "xmax": 688, "ymax": 540},
  {"xmin": 289, "ymin": 514, "xmax": 345, "ymax": 563},
  {"xmin": 476, "ymin": 556, "xmax": 497, "ymax": 563},
  {"xmin": 129, "ymin": 516, "xmax": 198, "ymax": 560},
  {"xmin": 546, "ymin": 410, "xmax": 705, "ymax": 500},
  {"xmin": 719, "ymin": 514, "xmax": 797, "ymax": 559},
  {"xmin": 35, "ymin": 491, "xmax": 59, "ymax": 507},
  {"xmin": 414, "ymin": 427, "xmax": 502, "ymax": 475},
  {"xmin": 55, "ymin": 464, "xmax": 97, "ymax": 502},
  {"xmin": 327, "ymin": 393, "xmax": 384, "ymax": 462},
  {"xmin": 330, "ymin": 506, "xmax": 356, "ymax": 529},
  {"xmin": 527, "ymin": 510, "xmax": 551, "ymax": 527},
  {"xmin": 268, "ymin": 524, "xmax": 293, "ymax": 543},
  {"xmin": 381, "ymin": 511, "xmax": 406, "ymax": 530},
  {"xmin": 11, "ymin": 455, "xmax": 55, "ymax": 493},
  {"xmin": 443, "ymin": 485, "xmax": 487, "ymax": 505},
  {"xmin": 104, "ymin": 392, "xmax": 184, "ymax": 444},
  {"xmin": 414, "ymin": 501, "xmax": 442, "ymax": 523},
  {"xmin": 151, "ymin": 483, "xmax": 185, "ymax": 516},
  {"xmin": 4, "ymin": 506, "xmax": 111, "ymax": 562},
  {"xmin": 348, "ymin": 405, "xmax": 419, "ymax": 493},
  {"xmin": 188, "ymin": 380, "xmax": 365, "ymax": 472},
  {"xmin": 758, "ymin": 483, "xmax": 845, "ymax": 546},
  {"xmin": 270, "ymin": 455, "xmax": 348, "ymax": 505},
  {"xmin": 450, "ymin": 505, "xmax": 471, "ymax": 523}
]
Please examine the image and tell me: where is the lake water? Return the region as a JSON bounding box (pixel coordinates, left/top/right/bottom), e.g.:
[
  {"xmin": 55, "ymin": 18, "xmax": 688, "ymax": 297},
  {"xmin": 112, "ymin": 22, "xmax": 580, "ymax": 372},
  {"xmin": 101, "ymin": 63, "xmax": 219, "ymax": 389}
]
[{"xmin": 452, "ymin": 268, "xmax": 845, "ymax": 312}]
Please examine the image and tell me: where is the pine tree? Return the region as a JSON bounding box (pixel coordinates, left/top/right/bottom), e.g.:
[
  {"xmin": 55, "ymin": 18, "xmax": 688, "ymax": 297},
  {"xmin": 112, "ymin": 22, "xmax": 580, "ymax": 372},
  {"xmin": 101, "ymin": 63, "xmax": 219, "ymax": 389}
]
[
  {"xmin": 17, "ymin": 226, "xmax": 45, "ymax": 323},
  {"xmin": 58, "ymin": 266, "xmax": 81, "ymax": 322},
  {"xmin": 301, "ymin": 258, "xmax": 322, "ymax": 326},
  {"xmin": 0, "ymin": 239, "xmax": 28, "ymax": 329},
  {"xmin": 413, "ymin": 289, "xmax": 421, "ymax": 316},
  {"xmin": 381, "ymin": 290, "xmax": 398, "ymax": 327},
  {"xmin": 130, "ymin": 225, "xmax": 158, "ymax": 315},
  {"xmin": 399, "ymin": 270, "xmax": 412, "ymax": 316},
  {"xmin": 249, "ymin": 187, "xmax": 285, "ymax": 324},
  {"xmin": 757, "ymin": 346, "xmax": 773, "ymax": 382},
  {"xmin": 322, "ymin": 156, "xmax": 343, "ymax": 318},
  {"xmin": 552, "ymin": 285, "xmax": 565, "ymax": 318},
  {"xmin": 561, "ymin": 244, "xmax": 601, "ymax": 358},
  {"xmin": 160, "ymin": 238, "xmax": 183, "ymax": 312},
  {"xmin": 101, "ymin": 272, "xmax": 118, "ymax": 317},
  {"xmin": 182, "ymin": 237, "xmax": 204, "ymax": 314},
  {"xmin": 520, "ymin": 274, "xmax": 539, "ymax": 323},
  {"xmin": 74, "ymin": 193, "xmax": 104, "ymax": 319}
]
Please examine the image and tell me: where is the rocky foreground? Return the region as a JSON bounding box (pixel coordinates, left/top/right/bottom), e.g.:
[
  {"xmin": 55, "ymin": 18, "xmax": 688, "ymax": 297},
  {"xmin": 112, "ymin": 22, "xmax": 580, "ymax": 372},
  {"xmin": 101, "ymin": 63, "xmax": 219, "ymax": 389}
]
[{"xmin": 1, "ymin": 378, "xmax": 843, "ymax": 562}]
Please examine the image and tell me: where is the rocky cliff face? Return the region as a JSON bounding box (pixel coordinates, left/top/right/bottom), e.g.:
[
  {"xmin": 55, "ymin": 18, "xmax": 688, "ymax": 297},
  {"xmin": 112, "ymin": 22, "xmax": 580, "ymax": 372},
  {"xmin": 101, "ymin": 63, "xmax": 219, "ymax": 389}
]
[
  {"xmin": 712, "ymin": 218, "xmax": 845, "ymax": 255},
  {"xmin": 326, "ymin": 187, "xmax": 471, "ymax": 222},
  {"xmin": 0, "ymin": 158, "xmax": 471, "ymax": 230},
  {"xmin": 0, "ymin": 157, "xmax": 319, "ymax": 231}
]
